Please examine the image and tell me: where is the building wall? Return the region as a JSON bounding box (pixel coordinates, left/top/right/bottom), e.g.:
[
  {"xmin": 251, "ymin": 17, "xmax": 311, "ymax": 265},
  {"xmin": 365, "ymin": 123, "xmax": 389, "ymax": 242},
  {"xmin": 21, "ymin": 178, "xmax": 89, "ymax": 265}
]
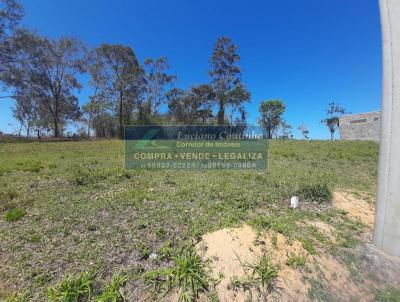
[{"xmin": 339, "ymin": 111, "xmax": 381, "ymax": 141}]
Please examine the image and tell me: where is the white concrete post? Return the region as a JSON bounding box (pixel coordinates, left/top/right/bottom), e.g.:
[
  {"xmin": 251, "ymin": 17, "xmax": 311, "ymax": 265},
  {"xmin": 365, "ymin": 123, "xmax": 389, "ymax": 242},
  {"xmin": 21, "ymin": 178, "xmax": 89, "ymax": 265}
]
[{"xmin": 373, "ymin": 0, "xmax": 400, "ymax": 256}]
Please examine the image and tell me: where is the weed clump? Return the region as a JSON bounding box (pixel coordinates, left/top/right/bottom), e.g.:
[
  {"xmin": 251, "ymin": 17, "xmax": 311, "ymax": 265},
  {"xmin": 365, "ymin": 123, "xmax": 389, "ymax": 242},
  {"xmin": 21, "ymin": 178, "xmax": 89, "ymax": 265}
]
[
  {"xmin": 96, "ymin": 273, "xmax": 129, "ymax": 302},
  {"xmin": 286, "ymin": 254, "xmax": 306, "ymax": 269},
  {"xmin": 4, "ymin": 208, "xmax": 26, "ymax": 222},
  {"xmin": 4, "ymin": 292, "xmax": 29, "ymax": 302},
  {"xmin": 47, "ymin": 272, "xmax": 94, "ymax": 302},
  {"xmin": 133, "ymin": 240, "xmax": 151, "ymax": 260},
  {"xmin": 72, "ymin": 167, "xmax": 111, "ymax": 185},
  {"xmin": 297, "ymin": 182, "xmax": 333, "ymax": 204},
  {"xmin": 229, "ymin": 251, "xmax": 282, "ymax": 300},
  {"xmin": 143, "ymin": 244, "xmax": 214, "ymax": 301}
]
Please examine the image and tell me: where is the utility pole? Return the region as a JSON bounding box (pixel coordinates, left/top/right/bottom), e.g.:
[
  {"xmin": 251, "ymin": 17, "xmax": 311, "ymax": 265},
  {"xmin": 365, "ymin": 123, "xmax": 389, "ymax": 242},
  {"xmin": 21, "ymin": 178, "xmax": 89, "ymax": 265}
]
[{"xmin": 373, "ymin": 0, "xmax": 400, "ymax": 256}]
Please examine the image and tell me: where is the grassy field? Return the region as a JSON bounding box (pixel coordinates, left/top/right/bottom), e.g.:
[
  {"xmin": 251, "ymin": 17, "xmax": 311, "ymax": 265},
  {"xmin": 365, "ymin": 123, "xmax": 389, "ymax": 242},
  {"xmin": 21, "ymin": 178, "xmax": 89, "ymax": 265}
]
[{"xmin": 0, "ymin": 140, "xmax": 384, "ymax": 301}]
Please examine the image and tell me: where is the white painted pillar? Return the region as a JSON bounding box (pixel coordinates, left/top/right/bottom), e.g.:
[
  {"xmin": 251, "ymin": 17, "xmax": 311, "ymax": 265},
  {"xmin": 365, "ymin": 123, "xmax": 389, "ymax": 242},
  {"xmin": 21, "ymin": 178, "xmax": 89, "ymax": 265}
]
[{"xmin": 373, "ymin": 0, "xmax": 400, "ymax": 256}]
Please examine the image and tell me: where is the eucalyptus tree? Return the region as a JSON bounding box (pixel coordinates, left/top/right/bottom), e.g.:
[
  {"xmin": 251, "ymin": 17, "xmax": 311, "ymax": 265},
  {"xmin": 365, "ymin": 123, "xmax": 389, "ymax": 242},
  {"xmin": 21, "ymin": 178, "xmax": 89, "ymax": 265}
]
[
  {"xmin": 166, "ymin": 88, "xmax": 187, "ymax": 123},
  {"xmin": 209, "ymin": 36, "xmax": 250, "ymax": 125},
  {"xmin": 259, "ymin": 99, "xmax": 286, "ymax": 139},
  {"xmin": 143, "ymin": 57, "xmax": 176, "ymax": 117},
  {"xmin": 1, "ymin": 33, "xmax": 86, "ymax": 137},
  {"xmin": 189, "ymin": 84, "xmax": 214, "ymax": 124},
  {"xmin": 89, "ymin": 44, "xmax": 145, "ymax": 138},
  {"xmin": 166, "ymin": 84, "xmax": 214, "ymax": 124}
]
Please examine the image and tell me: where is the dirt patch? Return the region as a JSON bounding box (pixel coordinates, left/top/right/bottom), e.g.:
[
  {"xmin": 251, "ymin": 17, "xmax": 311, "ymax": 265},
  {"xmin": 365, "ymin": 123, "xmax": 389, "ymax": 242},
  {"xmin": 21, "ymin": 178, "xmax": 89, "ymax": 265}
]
[
  {"xmin": 333, "ymin": 191, "xmax": 375, "ymax": 227},
  {"xmin": 197, "ymin": 224, "xmax": 383, "ymax": 302},
  {"xmin": 197, "ymin": 225, "xmax": 259, "ymax": 302},
  {"xmin": 305, "ymin": 220, "xmax": 337, "ymax": 243},
  {"xmin": 307, "ymin": 254, "xmax": 374, "ymax": 301},
  {"xmin": 198, "ymin": 225, "xmax": 310, "ymax": 301}
]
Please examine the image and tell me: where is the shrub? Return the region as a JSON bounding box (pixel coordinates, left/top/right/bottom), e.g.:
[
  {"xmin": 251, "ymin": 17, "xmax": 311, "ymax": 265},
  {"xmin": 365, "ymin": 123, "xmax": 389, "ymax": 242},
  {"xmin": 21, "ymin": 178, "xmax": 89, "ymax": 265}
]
[
  {"xmin": 297, "ymin": 183, "xmax": 332, "ymax": 203},
  {"xmin": 47, "ymin": 272, "xmax": 94, "ymax": 302},
  {"xmin": 4, "ymin": 208, "xmax": 26, "ymax": 222}
]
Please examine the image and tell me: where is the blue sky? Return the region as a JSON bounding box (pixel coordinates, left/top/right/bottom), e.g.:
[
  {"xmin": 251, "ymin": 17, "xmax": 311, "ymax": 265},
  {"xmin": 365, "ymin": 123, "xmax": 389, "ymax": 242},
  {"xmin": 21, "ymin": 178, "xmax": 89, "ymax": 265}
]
[{"xmin": 0, "ymin": 0, "xmax": 382, "ymax": 139}]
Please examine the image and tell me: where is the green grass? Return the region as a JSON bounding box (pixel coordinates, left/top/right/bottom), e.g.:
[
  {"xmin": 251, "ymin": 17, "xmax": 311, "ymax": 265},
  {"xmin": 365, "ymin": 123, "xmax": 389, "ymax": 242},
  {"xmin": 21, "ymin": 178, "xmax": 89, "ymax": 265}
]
[
  {"xmin": 4, "ymin": 208, "xmax": 26, "ymax": 222},
  {"xmin": 375, "ymin": 287, "xmax": 400, "ymax": 302},
  {"xmin": 0, "ymin": 140, "xmax": 379, "ymax": 301},
  {"xmin": 96, "ymin": 273, "xmax": 129, "ymax": 302},
  {"xmin": 143, "ymin": 244, "xmax": 214, "ymax": 301},
  {"xmin": 47, "ymin": 272, "xmax": 94, "ymax": 302}
]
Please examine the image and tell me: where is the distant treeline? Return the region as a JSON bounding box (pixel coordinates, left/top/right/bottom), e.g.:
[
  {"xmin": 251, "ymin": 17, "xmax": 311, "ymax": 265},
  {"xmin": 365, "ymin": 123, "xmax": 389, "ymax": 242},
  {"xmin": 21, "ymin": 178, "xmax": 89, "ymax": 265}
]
[
  {"xmin": 0, "ymin": 0, "xmax": 253, "ymax": 139},
  {"xmin": 0, "ymin": 0, "xmax": 346, "ymax": 140}
]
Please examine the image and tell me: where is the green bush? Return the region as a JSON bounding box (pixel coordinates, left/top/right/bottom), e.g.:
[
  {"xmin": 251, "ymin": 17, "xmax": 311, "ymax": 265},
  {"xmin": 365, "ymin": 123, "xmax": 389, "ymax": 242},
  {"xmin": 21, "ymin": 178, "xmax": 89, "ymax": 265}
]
[
  {"xmin": 297, "ymin": 183, "xmax": 332, "ymax": 204},
  {"xmin": 4, "ymin": 208, "xmax": 26, "ymax": 222}
]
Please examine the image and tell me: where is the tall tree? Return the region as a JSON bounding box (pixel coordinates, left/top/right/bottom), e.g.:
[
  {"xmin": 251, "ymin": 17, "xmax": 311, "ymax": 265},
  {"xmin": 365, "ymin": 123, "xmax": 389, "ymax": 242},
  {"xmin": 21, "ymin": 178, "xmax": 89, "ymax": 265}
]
[
  {"xmin": 89, "ymin": 44, "xmax": 145, "ymax": 138},
  {"xmin": 143, "ymin": 57, "xmax": 176, "ymax": 117},
  {"xmin": 259, "ymin": 99, "xmax": 286, "ymax": 139},
  {"xmin": 166, "ymin": 88, "xmax": 188, "ymax": 123},
  {"xmin": 1, "ymin": 34, "xmax": 86, "ymax": 137},
  {"xmin": 321, "ymin": 102, "xmax": 346, "ymax": 140},
  {"xmin": 209, "ymin": 36, "xmax": 250, "ymax": 125},
  {"xmin": 187, "ymin": 84, "xmax": 214, "ymax": 124}
]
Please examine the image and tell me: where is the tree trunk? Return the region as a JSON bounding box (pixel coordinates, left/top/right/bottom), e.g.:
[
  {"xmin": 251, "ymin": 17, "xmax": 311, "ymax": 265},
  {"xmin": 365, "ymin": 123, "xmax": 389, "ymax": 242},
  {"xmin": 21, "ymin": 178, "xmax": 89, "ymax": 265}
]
[
  {"xmin": 54, "ymin": 96, "xmax": 60, "ymax": 138},
  {"xmin": 217, "ymin": 101, "xmax": 225, "ymax": 125},
  {"xmin": 119, "ymin": 92, "xmax": 123, "ymax": 139},
  {"xmin": 87, "ymin": 118, "xmax": 91, "ymax": 138},
  {"xmin": 54, "ymin": 117, "xmax": 59, "ymax": 138},
  {"xmin": 267, "ymin": 125, "xmax": 273, "ymax": 139}
]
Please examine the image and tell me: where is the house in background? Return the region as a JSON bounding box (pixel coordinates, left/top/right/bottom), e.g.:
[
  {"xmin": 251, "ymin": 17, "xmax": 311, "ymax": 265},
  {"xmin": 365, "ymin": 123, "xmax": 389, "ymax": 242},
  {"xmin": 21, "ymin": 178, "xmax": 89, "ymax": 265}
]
[{"xmin": 339, "ymin": 111, "xmax": 381, "ymax": 141}]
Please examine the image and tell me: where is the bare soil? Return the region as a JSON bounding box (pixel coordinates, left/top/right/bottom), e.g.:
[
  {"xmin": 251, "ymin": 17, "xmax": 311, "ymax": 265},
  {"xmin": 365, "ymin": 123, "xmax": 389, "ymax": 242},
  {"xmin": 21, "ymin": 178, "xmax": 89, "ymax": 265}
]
[{"xmin": 195, "ymin": 191, "xmax": 400, "ymax": 302}]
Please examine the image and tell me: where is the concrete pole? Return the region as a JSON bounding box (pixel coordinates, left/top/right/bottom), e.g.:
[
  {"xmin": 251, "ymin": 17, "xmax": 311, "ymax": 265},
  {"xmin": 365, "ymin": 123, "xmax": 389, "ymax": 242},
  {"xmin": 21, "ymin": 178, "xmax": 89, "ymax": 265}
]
[{"xmin": 373, "ymin": 0, "xmax": 400, "ymax": 256}]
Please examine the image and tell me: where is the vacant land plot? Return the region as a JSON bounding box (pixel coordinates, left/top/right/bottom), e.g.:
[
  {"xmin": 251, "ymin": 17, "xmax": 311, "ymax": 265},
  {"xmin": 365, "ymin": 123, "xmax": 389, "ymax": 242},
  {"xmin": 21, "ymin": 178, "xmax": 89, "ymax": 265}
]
[{"xmin": 1, "ymin": 140, "xmax": 399, "ymax": 301}]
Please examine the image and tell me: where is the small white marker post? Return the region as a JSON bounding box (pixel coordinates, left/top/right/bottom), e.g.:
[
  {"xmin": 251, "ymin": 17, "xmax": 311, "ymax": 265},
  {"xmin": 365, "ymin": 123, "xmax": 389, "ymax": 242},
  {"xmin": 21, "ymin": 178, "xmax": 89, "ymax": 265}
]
[{"xmin": 373, "ymin": 0, "xmax": 400, "ymax": 256}]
